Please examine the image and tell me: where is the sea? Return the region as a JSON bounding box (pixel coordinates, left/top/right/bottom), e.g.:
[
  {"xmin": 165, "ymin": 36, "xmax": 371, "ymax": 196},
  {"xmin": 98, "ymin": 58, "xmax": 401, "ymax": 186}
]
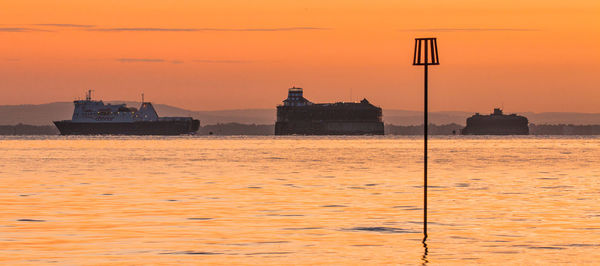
[{"xmin": 0, "ymin": 136, "xmax": 599, "ymax": 265}]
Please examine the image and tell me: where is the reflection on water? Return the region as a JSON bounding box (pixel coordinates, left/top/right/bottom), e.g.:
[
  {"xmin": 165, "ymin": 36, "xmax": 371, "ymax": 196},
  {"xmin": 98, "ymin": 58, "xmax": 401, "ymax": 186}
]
[
  {"xmin": 0, "ymin": 136, "xmax": 599, "ymax": 264},
  {"xmin": 422, "ymin": 236, "xmax": 429, "ymax": 265}
]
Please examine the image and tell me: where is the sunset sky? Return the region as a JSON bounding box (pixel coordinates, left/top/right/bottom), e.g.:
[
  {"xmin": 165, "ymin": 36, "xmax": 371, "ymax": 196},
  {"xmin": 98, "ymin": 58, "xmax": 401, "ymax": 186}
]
[{"xmin": 1, "ymin": 0, "xmax": 599, "ymax": 112}]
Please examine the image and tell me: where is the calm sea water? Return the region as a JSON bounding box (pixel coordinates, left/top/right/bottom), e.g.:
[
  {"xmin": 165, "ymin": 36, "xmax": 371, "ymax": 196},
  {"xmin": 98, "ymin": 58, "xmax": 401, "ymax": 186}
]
[{"xmin": 0, "ymin": 136, "xmax": 599, "ymax": 265}]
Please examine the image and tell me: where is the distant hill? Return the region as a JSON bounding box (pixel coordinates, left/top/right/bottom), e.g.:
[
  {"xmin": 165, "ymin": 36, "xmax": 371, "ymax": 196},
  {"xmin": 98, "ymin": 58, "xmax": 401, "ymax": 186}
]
[
  {"xmin": 384, "ymin": 110, "xmax": 600, "ymax": 126},
  {"xmin": 1, "ymin": 101, "xmax": 600, "ymax": 126},
  {"xmin": 0, "ymin": 101, "xmax": 275, "ymax": 125},
  {"xmin": 0, "ymin": 102, "xmax": 75, "ymax": 126},
  {"xmin": 383, "ymin": 110, "xmax": 471, "ymax": 125}
]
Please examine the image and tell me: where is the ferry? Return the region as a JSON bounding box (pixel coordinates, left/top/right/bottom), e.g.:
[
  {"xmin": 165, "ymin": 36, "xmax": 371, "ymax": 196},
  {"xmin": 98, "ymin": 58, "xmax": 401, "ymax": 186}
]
[{"xmin": 54, "ymin": 91, "xmax": 200, "ymax": 135}]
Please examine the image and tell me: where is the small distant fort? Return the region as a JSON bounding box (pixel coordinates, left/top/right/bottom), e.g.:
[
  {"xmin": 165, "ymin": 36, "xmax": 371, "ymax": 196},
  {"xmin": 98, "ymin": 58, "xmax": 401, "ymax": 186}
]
[
  {"xmin": 275, "ymin": 87, "xmax": 384, "ymax": 135},
  {"xmin": 461, "ymin": 108, "xmax": 529, "ymax": 135}
]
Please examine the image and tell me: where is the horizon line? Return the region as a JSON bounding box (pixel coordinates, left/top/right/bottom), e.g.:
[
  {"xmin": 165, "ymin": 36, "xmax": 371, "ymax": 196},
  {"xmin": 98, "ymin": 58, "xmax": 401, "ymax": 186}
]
[{"xmin": 0, "ymin": 101, "xmax": 598, "ymax": 115}]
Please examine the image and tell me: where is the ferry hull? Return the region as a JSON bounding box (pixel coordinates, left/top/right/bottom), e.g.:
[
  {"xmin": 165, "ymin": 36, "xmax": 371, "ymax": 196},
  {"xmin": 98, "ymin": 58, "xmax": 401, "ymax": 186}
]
[{"xmin": 53, "ymin": 120, "xmax": 200, "ymax": 135}]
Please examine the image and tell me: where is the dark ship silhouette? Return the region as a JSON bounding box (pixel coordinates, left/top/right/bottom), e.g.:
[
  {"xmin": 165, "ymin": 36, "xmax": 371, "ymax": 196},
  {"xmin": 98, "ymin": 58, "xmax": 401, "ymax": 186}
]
[
  {"xmin": 275, "ymin": 87, "xmax": 384, "ymax": 135},
  {"xmin": 461, "ymin": 108, "xmax": 529, "ymax": 135},
  {"xmin": 54, "ymin": 91, "xmax": 200, "ymax": 135}
]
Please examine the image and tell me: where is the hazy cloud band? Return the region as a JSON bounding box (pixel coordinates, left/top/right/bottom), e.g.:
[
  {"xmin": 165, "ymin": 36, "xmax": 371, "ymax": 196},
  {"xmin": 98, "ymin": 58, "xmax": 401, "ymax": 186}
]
[
  {"xmin": 91, "ymin": 27, "xmax": 328, "ymax": 32},
  {"xmin": 116, "ymin": 58, "xmax": 185, "ymax": 64},
  {"xmin": 34, "ymin": 23, "xmax": 95, "ymax": 28},
  {"xmin": 117, "ymin": 58, "xmax": 254, "ymax": 64},
  {"xmin": 117, "ymin": 58, "xmax": 166, "ymax": 63},
  {"xmin": 0, "ymin": 27, "xmax": 51, "ymax": 32},
  {"xmin": 193, "ymin": 59, "xmax": 251, "ymax": 63},
  {"xmin": 402, "ymin": 28, "xmax": 539, "ymax": 32}
]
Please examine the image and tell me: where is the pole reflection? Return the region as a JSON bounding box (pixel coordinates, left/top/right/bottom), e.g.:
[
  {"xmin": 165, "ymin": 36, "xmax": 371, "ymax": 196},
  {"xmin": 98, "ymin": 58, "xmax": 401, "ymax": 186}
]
[{"xmin": 421, "ymin": 234, "xmax": 429, "ymax": 265}]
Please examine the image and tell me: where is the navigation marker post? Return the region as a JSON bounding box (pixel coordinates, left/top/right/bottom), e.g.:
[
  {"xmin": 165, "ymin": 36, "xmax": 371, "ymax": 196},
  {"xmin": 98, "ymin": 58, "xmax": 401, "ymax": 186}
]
[{"xmin": 412, "ymin": 37, "xmax": 439, "ymax": 241}]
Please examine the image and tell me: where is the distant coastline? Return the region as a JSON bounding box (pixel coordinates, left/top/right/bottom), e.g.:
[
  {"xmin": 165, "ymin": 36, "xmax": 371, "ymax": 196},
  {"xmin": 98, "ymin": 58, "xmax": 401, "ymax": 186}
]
[
  {"xmin": 3, "ymin": 102, "xmax": 600, "ymax": 126},
  {"xmin": 3, "ymin": 123, "xmax": 600, "ymax": 136}
]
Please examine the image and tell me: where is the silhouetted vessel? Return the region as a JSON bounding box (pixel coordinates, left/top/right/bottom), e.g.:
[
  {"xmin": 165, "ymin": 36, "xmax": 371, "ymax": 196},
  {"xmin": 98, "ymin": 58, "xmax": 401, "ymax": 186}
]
[
  {"xmin": 275, "ymin": 87, "xmax": 384, "ymax": 135},
  {"xmin": 461, "ymin": 108, "xmax": 529, "ymax": 135},
  {"xmin": 54, "ymin": 91, "xmax": 200, "ymax": 135}
]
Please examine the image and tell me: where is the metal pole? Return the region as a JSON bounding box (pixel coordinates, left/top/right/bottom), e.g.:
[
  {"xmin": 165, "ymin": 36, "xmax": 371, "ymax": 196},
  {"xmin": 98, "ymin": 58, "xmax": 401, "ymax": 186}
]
[{"xmin": 423, "ymin": 42, "xmax": 429, "ymax": 240}]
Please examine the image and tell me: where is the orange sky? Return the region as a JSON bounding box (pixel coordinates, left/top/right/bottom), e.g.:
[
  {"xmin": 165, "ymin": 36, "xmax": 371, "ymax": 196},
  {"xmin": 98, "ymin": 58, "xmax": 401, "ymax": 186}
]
[{"xmin": 1, "ymin": 0, "xmax": 599, "ymax": 112}]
